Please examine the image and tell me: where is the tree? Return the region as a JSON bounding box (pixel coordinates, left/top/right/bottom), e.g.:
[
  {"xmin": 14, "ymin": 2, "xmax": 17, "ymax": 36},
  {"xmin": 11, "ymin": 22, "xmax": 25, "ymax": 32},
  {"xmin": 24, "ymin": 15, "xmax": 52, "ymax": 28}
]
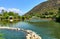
[
  {"xmin": 0, "ymin": 14, "xmax": 2, "ymax": 16},
  {"xmin": 56, "ymin": 8, "xmax": 60, "ymax": 22},
  {"xmin": 8, "ymin": 12, "xmax": 15, "ymax": 16}
]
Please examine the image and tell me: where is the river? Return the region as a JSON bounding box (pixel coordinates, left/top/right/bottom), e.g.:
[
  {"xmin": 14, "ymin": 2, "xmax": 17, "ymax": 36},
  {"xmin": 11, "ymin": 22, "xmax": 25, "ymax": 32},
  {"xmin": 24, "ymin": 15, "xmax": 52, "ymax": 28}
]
[{"xmin": 0, "ymin": 21, "xmax": 60, "ymax": 39}]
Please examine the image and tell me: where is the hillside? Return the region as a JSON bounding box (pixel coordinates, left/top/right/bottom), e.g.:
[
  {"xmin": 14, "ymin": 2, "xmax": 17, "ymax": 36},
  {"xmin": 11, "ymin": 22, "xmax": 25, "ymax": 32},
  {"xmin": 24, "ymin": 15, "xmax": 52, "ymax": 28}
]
[{"xmin": 24, "ymin": 0, "xmax": 60, "ymax": 17}]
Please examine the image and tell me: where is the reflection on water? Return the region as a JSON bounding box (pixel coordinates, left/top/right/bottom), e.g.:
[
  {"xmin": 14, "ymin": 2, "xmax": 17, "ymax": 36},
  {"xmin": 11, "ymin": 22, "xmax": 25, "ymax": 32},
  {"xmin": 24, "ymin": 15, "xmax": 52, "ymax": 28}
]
[
  {"xmin": 28, "ymin": 21, "xmax": 60, "ymax": 39},
  {"xmin": 0, "ymin": 21, "xmax": 60, "ymax": 39},
  {"xmin": 0, "ymin": 21, "xmax": 19, "ymax": 27}
]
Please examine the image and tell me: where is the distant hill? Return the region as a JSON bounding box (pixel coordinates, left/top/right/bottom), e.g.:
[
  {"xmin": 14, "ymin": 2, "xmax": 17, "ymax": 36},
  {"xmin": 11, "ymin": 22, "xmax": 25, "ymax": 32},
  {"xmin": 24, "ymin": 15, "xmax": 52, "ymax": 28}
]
[{"xmin": 24, "ymin": 0, "xmax": 60, "ymax": 17}]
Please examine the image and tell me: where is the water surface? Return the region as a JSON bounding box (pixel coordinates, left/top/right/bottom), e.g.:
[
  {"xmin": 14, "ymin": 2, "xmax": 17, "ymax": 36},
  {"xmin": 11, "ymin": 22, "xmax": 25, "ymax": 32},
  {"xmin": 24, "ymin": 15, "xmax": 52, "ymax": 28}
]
[{"xmin": 0, "ymin": 21, "xmax": 60, "ymax": 39}]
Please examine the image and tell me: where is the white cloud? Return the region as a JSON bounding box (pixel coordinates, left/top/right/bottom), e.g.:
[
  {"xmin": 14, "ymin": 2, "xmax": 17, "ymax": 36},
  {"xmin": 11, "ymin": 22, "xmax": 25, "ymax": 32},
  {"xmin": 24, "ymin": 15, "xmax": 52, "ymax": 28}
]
[
  {"xmin": 0, "ymin": 7, "xmax": 6, "ymax": 12},
  {"xmin": 0, "ymin": 7, "xmax": 23, "ymax": 15},
  {"xmin": 0, "ymin": 7, "xmax": 6, "ymax": 10},
  {"xmin": 8, "ymin": 8, "xmax": 22, "ymax": 14}
]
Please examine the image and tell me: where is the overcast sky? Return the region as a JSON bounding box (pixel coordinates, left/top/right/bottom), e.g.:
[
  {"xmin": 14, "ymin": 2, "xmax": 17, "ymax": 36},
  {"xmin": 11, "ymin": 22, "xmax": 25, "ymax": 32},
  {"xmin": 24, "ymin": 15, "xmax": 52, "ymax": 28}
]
[{"xmin": 0, "ymin": 0, "xmax": 47, "ymax": 15}]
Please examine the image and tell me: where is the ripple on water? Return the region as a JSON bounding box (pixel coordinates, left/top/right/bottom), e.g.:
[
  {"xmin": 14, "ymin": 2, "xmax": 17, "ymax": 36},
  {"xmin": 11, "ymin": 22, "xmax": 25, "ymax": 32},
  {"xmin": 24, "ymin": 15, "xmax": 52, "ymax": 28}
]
[{"xmin": 0, "ymin": 29, "xmax": 26, "ymax": 39}]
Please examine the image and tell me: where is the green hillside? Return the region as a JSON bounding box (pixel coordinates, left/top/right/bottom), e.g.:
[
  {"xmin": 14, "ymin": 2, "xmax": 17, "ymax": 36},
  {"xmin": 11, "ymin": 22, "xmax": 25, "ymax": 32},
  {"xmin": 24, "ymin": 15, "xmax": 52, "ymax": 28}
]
[{"xmin": 24, "ymin": 0, "xmax": 60, "ymax": 17}]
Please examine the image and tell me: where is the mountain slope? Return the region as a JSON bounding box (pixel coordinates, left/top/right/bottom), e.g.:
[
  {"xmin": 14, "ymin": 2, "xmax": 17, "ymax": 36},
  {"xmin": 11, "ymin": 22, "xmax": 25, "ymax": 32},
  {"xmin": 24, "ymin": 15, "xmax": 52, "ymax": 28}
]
[{"xmin": 24, "ymin": 0, "xmax": 60, "ymax": 17}]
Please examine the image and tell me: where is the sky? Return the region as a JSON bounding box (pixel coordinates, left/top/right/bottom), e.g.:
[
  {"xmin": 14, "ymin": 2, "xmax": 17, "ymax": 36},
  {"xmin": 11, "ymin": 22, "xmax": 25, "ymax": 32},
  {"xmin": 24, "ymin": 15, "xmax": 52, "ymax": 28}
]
[{"xmin": 0, "ymin": 0, "xmax": 47, "ymax": 15}]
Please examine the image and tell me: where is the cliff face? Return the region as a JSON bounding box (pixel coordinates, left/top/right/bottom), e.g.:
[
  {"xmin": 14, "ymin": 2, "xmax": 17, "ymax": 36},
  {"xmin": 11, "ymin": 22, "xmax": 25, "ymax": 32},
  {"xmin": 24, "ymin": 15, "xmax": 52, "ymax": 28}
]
[{"xmin": 24, "ymin": 0, "xmax": 60, "ymax": 16}]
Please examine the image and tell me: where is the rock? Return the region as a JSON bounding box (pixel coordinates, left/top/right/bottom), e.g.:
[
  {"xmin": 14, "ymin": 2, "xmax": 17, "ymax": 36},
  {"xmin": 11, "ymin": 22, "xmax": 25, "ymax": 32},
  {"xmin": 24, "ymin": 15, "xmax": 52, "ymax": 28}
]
[{"xmin": 26, "ymin": 30, "xmax": 42, "ymax": 39}]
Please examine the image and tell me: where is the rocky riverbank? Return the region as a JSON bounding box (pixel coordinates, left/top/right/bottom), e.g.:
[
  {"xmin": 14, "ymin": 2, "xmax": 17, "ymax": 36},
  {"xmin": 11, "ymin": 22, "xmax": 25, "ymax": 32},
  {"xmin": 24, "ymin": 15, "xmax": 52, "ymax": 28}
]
[
  {"xmin": 26, "ymin": 30, "xmax": 41, "ymax": 39},
  {"xmin": 0, "ymin": 27, "xmax": 42, "ymax": 39}
]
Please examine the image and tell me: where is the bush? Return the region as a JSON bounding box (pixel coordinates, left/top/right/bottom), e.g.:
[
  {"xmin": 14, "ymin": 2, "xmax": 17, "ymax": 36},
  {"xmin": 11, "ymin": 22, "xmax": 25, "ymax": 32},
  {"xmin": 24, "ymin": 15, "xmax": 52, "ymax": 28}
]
[{"xmin": 56, "ymin": 16, "xmax": 60, "ymax": 22}]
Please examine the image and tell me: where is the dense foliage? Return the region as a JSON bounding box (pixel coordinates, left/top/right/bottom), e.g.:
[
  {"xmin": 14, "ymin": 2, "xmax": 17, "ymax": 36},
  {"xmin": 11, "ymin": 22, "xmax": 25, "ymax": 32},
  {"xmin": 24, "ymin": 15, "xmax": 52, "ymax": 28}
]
[
  {"xmin": 0, "ymin": 10, "xmax": 22, "ymax": 21},
  {"xmin": 56, "ymin": 8, "xmax": 60, "ymax": 22}
]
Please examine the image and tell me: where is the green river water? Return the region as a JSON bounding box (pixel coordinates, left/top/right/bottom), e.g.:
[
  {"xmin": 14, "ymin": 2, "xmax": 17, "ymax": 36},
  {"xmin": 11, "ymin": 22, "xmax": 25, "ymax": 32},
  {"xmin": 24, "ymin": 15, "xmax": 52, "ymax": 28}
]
[{"xmin": 0, "ymin": 20, "xmax": 60, "ymax": 39}]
